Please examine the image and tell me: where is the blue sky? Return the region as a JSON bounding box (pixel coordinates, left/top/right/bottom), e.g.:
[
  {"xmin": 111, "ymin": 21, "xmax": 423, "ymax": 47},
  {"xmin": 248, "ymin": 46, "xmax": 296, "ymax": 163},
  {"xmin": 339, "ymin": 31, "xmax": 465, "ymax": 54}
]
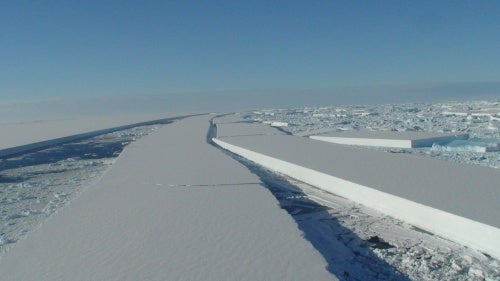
[{"xmin": 1, "ymin": 1, "xmax": 499, "ymax": 106}]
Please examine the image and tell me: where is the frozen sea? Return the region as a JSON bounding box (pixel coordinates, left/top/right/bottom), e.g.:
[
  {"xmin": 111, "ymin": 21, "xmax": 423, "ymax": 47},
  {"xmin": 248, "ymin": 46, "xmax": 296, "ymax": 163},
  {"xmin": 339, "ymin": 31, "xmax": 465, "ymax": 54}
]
[
  {"xmin": 219, "ymin": 100, "xmax": 500, "ymax": 280},
  {"xmin": 1, "ymin": 100, "xmax": 499, "ymax": 280},
  {"xmin": 245, "ymin": 100, "xmax": 500, "ymax": 169}
]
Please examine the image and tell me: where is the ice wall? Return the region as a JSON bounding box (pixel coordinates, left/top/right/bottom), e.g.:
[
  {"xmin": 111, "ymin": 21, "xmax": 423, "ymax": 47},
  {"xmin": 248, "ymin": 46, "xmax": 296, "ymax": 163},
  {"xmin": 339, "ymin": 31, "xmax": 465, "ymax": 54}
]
[{"xmin": 213, "ymin": 137, "xmax": 500, "ymax": 260}]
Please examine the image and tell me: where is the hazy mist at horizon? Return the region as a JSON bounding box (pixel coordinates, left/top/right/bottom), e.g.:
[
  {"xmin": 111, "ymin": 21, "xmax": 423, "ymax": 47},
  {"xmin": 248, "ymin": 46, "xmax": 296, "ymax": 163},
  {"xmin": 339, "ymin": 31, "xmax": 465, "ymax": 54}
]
[
  {"xmin": 1, "ymin": 81, "xmax": 499, "ymax": 122},
  {"xmin": 1, "ymin": 1, "xmax": 499, "ymax": 121}
]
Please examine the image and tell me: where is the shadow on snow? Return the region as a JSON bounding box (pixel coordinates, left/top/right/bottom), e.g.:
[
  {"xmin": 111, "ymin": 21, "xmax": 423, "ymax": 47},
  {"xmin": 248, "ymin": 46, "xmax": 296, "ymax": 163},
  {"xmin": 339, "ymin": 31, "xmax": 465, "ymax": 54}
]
[
  {"xmin": 208, "ymin": 119, "xmax": 409, "ymax": 281},
  {"xmin": 249, "ymin": 164, "xmax": 409, "ymax": 280}
]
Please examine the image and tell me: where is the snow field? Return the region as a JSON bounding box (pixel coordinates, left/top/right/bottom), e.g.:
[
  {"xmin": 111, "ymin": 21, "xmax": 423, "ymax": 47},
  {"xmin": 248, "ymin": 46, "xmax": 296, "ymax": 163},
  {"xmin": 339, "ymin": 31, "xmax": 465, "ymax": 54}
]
[
  {"xmin": 0, "ymin": 115, "xmax": 336, "ymax": 281},
  {"xmin": 212, "ymin": 137, "xmax": 500, "ymax": 260},
  {"xmin": 0, "ymin": 114, "xmax": 191, "ymax": 158},
  {"xmin": 0, "ymin": 126, "xmax": 159, "ymax": 254},
  {"xmin": 212, "ymin": 113, "xmax": 500, "ymax": 262}
]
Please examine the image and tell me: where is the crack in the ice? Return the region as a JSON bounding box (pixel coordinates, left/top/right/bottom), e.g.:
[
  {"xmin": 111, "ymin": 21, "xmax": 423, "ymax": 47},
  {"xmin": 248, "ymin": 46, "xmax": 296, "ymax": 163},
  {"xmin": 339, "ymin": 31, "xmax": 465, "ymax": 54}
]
[
  {"xmin": 207, "ymin": 115, "xmax": 410, "ymax": 281},
  {"xmin": 150, "ymin": 182, "xmax": 262, "ymax": 188},
  {"xmin": 217, "ymin": 133, "xmax": 269, "ymax": 138}
]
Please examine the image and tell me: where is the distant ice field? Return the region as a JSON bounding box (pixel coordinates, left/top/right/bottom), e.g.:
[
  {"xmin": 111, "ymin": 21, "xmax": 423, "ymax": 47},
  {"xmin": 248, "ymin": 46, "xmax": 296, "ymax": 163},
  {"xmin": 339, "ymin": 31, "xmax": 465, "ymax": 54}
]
[
  {"xmin": 243, "ymin": 100, "xmax": 499, "ymax": 168},
  {"xmin": 213, "ymin": 101, "xmax": 500, "ymax": 279},
  {"xmin": 0, "ymin": 100, "xmax": 498, "ymax": 280}
]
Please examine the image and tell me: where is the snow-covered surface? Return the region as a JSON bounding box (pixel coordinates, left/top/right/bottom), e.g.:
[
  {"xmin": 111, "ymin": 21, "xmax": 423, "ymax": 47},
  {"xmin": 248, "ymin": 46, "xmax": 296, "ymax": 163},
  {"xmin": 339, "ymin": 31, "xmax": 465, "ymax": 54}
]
[
  {"xmin": 310, "ymin": 131, "xmax": 469, "ymax": 148},
  {"xmin": 0, "ymin": 115, "xmax": 335, "ymax": 281},
  {"xmin": 268, "ymin": 121, "xmax": 289, "ymax": 127},
  {"xmin": 244, "ymin": 100, "xmax": 500, "ymax": 168},
  {"xmin": 214, "ymin": 120, "xmax": 282, "ymax": 138},
  {"xmin": 2, "ymin": 101, "xmax": 499, "ymax": 280},
  {"xmin": 311, "ymin": 136, "xmax": 412, "ymax": 148},
  {"xmin": 214, "ymin": 120, "xmax": 500, "ymax": 259},
  {"xmin": 0, "ymin": 125, "xmax": 160, "ymax": 254},
  {"xmin": 279, "ymin": 175, "xmax": 500, "ymax": 280},
  {"xmin": 0, "ymin": 113, "xmax": 186, "ymax": 157}
]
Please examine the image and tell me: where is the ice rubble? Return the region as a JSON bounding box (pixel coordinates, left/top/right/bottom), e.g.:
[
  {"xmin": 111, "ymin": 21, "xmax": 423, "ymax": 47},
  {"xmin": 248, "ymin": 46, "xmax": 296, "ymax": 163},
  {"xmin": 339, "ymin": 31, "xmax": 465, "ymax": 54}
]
[{"xmin": 431, "ymin": 139, "xmax": 499, "ymax": 153}]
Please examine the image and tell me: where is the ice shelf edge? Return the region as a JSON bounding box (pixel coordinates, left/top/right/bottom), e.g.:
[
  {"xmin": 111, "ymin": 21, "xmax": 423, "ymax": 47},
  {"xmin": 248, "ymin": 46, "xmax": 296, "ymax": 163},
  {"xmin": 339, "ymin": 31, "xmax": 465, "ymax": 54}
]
[{"xmin": 213, "ymin": 137, "xmax": 500, "ymax": 260}]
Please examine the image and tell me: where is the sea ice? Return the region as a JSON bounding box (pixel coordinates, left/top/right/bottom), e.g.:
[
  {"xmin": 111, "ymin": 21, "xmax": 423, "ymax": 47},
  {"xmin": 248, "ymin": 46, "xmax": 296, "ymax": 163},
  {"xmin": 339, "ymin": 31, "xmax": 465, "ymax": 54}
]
[
  {"xmin": 214, "ymin": 110, "xmax": 500, "ymax": 280},
  {"xmin": 0, "ymin": 125, "xmax": 160, "ymax": 255}
]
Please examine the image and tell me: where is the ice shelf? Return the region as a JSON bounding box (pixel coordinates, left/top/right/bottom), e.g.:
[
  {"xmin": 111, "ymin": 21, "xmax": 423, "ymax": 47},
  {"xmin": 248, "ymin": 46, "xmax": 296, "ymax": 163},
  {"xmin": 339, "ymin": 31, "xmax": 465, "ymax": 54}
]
[
  {"xmin": 0, "ymin": 113, "xmax": 193, "ymax": 158},
  {"xmin": 214, "ymin": 120, "xmax": 500, "ymax": 260},
  {"xmin": 0, "ymin": 115, "xmax": 335, "ymax": 281}
]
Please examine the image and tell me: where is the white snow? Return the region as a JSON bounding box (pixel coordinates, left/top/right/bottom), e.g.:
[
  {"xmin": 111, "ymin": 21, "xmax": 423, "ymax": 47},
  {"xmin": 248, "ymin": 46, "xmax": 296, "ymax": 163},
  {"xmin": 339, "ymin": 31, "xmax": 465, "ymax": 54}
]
[
  {"xmin": 213, "ymin": 118, "xmax": 280, "ymax": 138},
  {"xmin": 0, "ymin": 113, "xmax": 186, "ymax": 157},
  {"xmin": 0, "ymin": 125, "xmax": 159, "ymax": 254},
  {"xmin": 311, "ymin": 135, "xmax": 413, "ymax": 148},
  {"xmin": 270, "ymin": 121, "xmax": 288, "ymax": 127},
  {"xmin": 0, "ymin": 115, "xmax": 336, "ymax": 281},
  {"xmin": 242, "ymin": 100, "xmax": 500, "ymax": 168},
  {"xmin": 2, "ymin": 100, "xmax": 499, "ymax": 279},
  {"xmin": 214, "ymin": 121, "xmax": 500, "ymax": 260}
]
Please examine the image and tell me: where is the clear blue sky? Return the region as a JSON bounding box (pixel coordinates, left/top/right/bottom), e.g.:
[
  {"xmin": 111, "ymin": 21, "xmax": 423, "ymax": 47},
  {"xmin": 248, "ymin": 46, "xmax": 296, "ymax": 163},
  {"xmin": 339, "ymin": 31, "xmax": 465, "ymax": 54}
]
[{"xmin": 1, "ymin": 0, "xmax": 499, "ymax": 104}]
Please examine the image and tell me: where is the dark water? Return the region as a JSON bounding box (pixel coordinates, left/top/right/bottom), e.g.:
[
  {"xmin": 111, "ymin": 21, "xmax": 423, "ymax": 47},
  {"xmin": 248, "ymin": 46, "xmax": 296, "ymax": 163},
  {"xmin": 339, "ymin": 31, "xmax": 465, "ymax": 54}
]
[{"xmin": 0, "ymin": 125, "xmax": 159, "ymax": 252}]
